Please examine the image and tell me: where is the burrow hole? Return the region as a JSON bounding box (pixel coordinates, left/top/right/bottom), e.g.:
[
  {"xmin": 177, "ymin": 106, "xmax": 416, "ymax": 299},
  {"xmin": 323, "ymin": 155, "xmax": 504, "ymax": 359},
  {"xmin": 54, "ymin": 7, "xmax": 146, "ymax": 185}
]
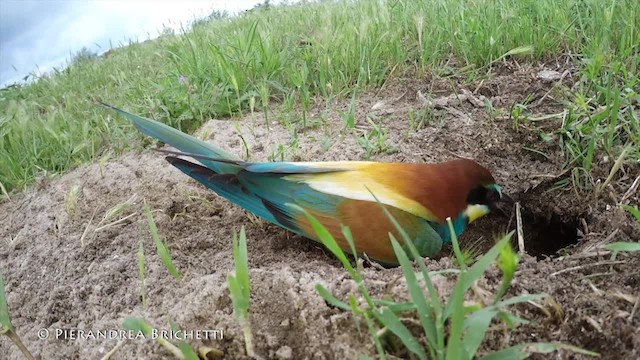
[{"xmin": 514, "ymin": 207, "xmax": 579, "ymax": 259}]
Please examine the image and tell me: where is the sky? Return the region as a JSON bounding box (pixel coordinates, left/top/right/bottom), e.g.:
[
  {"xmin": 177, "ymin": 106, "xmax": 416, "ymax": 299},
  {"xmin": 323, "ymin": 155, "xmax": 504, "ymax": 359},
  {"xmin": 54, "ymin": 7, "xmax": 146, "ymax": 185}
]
[{"xmin": 0, "ymin": 0, "xmax": 271, "ymax": 87}]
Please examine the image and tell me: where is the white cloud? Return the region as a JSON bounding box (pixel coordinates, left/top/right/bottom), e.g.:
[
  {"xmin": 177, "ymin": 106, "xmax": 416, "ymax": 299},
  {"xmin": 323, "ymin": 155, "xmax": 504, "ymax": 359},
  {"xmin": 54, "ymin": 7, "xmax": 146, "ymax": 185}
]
[{"xmin": 0, "ymin": 0, "xmax": 274, "ymax": 87}]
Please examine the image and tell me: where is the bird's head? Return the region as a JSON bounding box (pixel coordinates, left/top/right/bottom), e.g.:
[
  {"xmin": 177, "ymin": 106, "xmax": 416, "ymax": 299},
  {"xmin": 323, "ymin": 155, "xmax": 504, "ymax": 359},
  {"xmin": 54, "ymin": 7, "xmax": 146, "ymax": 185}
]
[
  {"xmin": 464, "ymin": 183, "xmax": 505, "ymax": 223},
  {"xmin": 456, "ymin": 160, "xmax": 514, "ymax": 224}
]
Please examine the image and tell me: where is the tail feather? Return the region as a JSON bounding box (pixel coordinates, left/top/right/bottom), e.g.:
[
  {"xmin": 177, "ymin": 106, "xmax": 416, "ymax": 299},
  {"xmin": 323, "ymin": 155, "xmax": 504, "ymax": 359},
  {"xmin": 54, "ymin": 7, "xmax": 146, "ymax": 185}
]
[
  {"xmin": 101, "ymin": 102, "xmax": 239, "ymax": 174},
  {"xmin": 166, "ymin": 156, "xmax": 298, "ymax": 231}
]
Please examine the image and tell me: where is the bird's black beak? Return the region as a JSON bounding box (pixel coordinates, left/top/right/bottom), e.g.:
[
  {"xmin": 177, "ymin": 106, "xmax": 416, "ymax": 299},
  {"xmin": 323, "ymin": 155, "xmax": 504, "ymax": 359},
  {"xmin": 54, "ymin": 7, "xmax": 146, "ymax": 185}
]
[{"xmin": 494, "ymin": 192, "xmax": 515, "ymax": 217}]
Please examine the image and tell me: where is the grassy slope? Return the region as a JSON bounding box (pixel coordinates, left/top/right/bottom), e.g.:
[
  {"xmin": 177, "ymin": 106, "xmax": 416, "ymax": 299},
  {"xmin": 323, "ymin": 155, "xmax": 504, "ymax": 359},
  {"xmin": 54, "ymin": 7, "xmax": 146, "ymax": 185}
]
[{"xmin": 0, "ymin": 0, "xmax": 638, "ymax": 194}]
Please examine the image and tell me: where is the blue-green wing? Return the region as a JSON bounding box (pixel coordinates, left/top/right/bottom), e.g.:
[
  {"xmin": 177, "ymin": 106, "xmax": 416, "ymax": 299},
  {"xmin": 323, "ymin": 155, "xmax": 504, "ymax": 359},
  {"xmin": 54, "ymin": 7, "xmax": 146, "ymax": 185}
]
[{"xmin": 101, "ymin": 103, "xmax": 238, "ymax": 174}]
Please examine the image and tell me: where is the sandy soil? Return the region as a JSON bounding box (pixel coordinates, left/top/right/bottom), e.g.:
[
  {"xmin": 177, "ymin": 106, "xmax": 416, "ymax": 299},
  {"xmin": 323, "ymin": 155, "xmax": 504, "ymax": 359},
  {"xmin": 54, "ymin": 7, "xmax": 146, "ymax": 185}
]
[{"xmin": 1, "ymin": 61, "xmax": 638, "ymax": 359}]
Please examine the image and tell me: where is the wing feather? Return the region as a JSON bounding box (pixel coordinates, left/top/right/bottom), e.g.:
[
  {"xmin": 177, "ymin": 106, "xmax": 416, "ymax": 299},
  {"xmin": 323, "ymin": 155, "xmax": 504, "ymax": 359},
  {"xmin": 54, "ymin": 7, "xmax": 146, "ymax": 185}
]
[{"xmin": 283, "ymin": 166, "xmax": 438, "ymax": 221}]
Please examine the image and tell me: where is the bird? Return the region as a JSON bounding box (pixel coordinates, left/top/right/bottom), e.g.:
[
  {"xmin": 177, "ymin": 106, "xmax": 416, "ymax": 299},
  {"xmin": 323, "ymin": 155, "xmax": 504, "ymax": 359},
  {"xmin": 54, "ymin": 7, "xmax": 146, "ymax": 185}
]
[{"xmin": 101, "ymin": 103, "xmax": 508, "ymax": 264}]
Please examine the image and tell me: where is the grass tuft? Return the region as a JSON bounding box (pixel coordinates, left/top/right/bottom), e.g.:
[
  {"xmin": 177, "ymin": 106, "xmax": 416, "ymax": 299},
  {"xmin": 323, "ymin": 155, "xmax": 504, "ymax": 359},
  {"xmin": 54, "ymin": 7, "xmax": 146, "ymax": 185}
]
[
  {"xmin": 296, "ymin": 201, "xmax": 599, "ymax": 359},
  {"xmin": 64, "ymin": 184, "xmax": 81, "ymax": 216},
  {"xmin": 227, "ymin": 226, "xmax": 254, "ymax": 357},
  {"xmin": 0, "ymin": 0, "xmax": 637, "ymax": 193}
]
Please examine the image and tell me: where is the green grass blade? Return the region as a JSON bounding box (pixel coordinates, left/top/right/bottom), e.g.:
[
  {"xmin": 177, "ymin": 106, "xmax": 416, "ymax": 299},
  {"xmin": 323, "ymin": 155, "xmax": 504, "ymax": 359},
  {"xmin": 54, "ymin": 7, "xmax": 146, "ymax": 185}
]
[
  {"xmin": 622, "ymin": 205, "xmax": 640, "ymax": 222},
  {"xmin": 233, "ymin": 226, "xmax": 250, "ymax": 301},
  {"xmin": 481, "ymin": 342, "xmax": 600, "ymax": 360},
  {"xmin": 370, "ymin": 189, "xmax": 443, "ymax": 355},
  {"xmin": 389, "ymin": 234, "xmax": 438, "ymax": 353},
  {"xmin": 463, "ymin": 294, "xmax": 545, "ymax": 356},
  {"xmin": 462, "ymin": 308, "xmax": 495, "ymax": 357},
  {"xmin": 315, "ymin": 283, "xmax": 350, "ymax": 311},
  {"xmin": 445, "ymin": 271, "xmax": 468, "ymax": 360},
  {"xmin": 375, "ymin": 307, "xmax": 427, "ymax": 360},
  {"xmin": 228, "ymin": 227, "xmax": 250, "ymax": 313},
  {"xmin": 170, "ymin": 320, "xmax": 200, "ymax": 360},
  {"xmin": 122, "ymin": 317, "xmax": 153, "ymax": 336},
  {"xmin": 443, "ymin": 233, "xmax": 510, "ymax": 320},
  {"xmin": 177, "ymin": 341, "xmax": 200, "ymax": 360},
  {"xmin": 123, "ymin": 317, "xmax": 186, "ymax": 358},
  {"xmin": 373, "ymin": 299, "xmax": 417, "ymax": 312},
  {"xmin": 228, "ymin": 226, "xmax": 254, "ymax": 357},
  {"xmin": 341, "ymin": 225, "xmax": 359, "ymax": 262},
  {"xmin": 363, "ymin": 311, "xmax": 388, "ymax": 360},
  {"xmin": 447, "ymin": 218, "xmax": 468, "ymax": 269},
  {"xmin": 0, "ymin": 272, "xmax": 12, "ymax": 333},
  {"xmin": 490, "ymin": 294, "xmax": 547, "ymax": 308},
  {"xmin": 496, "ymin": 311, "xmax": 531, "ymax": 327},
  {"xmin": 493, "ymin": 45, "xmax": 534, "ymax": 63},
  {"xmin": 494, "ymin": 240, "xmax": 519, "ymax": 303},
  {"xmin": 143, "ymin": 200, "xmax": 181, "ymax": 280},
  {"xmin": 602, "ymin": 242, "xmax": 640, "ymax": 252},
  {"xmin": 288, "ymin": 204, "xmax": 356, "ymax": 277},
  {"xmin": 227, "ymin": 275, "xmax": 248, "ymax": 316},
  {"xmin": 480, "ymin": 346, "xmax": 529, "ymax": 360},
  {"xmin": 463, "ymin": 233, "xmax": 513, "ymax": 293}
]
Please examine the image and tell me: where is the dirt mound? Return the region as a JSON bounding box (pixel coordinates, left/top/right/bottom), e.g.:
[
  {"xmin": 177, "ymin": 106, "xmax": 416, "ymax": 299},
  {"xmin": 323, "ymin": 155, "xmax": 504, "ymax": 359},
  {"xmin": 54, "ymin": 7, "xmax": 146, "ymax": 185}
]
[{"xmin": 1, "ymin": 62, "xmax": 638, "ymax": 359}]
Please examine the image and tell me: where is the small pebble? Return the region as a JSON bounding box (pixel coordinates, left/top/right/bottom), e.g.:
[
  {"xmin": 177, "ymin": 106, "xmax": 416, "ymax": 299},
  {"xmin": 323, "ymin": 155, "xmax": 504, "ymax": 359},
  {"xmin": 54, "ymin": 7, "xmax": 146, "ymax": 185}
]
[
  {"xmin": 276, "ymin": 345, "xmax": 292, "ymax": 360},
  {"xmin": 537, "ymin": 69, "xmax": 562, "ymax": 82}
]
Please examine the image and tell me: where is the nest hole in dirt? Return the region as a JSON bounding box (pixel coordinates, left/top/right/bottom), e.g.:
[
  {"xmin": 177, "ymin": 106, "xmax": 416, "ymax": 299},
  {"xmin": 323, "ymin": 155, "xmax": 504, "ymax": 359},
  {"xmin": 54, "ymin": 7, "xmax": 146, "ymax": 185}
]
[
  {"xmin": 463, "ymin": 192, "xmax": 581, "ymax": 261},
  {"xmin": 512, "ymin": 206, "xmax": 579, "ymax": 259}
]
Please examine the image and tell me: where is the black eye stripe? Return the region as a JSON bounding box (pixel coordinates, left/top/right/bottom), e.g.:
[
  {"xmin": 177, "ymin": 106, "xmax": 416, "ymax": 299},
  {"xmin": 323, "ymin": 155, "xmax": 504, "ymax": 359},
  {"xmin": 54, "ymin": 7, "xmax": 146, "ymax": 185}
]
[
  {"xmin": 467, "ymin": 185, "xmax": 499, "ymax": 205},
  {"xmin": 466, "ymin": 186, "xmax": 487, "ymax": 204}
]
